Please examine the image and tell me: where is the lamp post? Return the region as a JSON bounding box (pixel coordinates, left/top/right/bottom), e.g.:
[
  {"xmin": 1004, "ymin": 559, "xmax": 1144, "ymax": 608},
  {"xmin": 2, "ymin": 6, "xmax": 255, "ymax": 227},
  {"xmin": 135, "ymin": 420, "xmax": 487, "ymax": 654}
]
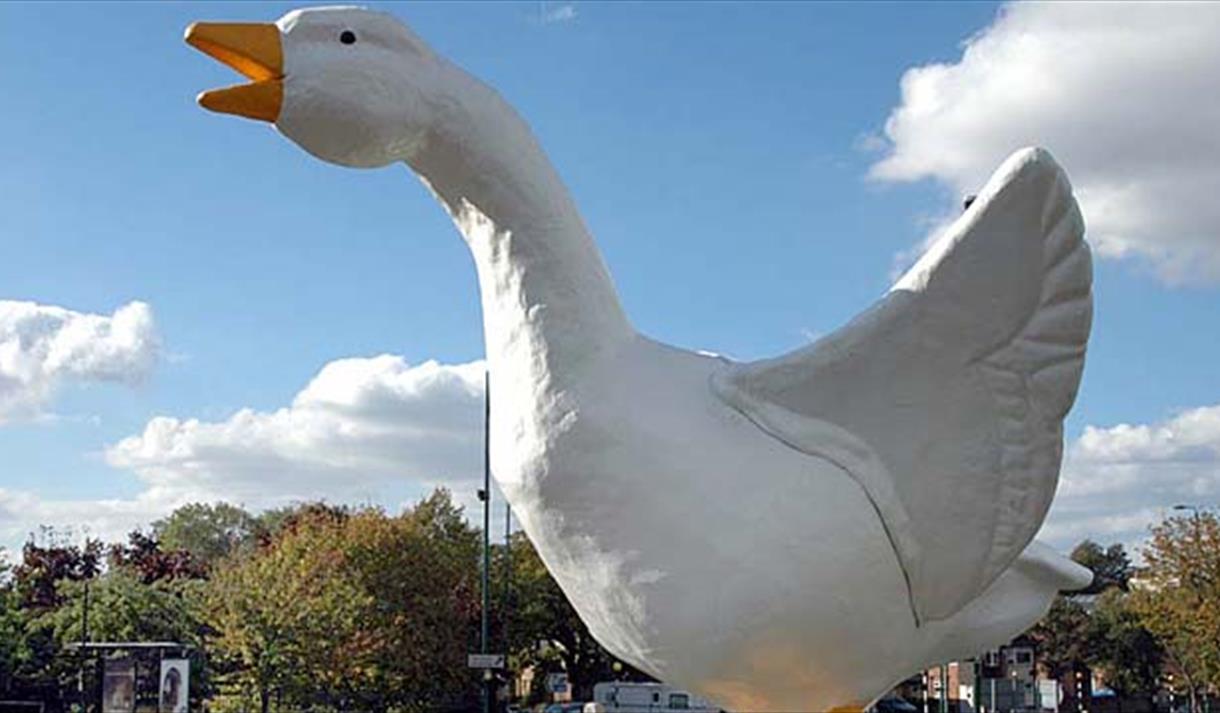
[{"xmin": 1171, "ymin": 504, "xmax": 1215, "ymax": 713}]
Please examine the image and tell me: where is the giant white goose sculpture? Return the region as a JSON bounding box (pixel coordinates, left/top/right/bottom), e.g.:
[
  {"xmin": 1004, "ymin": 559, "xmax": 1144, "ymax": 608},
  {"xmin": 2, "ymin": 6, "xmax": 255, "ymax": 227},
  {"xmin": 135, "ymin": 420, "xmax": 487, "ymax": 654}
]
[{"xmin": 186, "ymin": 8, "xmax": 1093, "ymax": 711}]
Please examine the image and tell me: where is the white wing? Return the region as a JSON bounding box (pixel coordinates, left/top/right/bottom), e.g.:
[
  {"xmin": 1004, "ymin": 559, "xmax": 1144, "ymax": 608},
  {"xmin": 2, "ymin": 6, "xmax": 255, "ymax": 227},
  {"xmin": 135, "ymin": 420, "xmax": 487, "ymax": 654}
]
[{"xmin": 712, "ymin": 148, "xmax": 1091, "ymax": 623}]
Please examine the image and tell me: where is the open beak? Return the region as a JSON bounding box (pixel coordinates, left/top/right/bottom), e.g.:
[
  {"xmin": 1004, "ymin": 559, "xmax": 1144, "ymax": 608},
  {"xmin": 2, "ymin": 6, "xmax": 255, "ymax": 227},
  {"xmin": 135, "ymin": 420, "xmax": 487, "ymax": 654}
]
[{"xmin": 185, "ymin": 22, "xmax": 283, "ymax": 123}]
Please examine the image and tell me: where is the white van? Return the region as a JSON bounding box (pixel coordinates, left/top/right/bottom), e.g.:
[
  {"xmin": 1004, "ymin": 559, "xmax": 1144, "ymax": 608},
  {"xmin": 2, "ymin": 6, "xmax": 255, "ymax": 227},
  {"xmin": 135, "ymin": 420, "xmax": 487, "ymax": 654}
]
[{"xmin": 585, "ymin": 682, "xmax": 720, "ymax": 712}]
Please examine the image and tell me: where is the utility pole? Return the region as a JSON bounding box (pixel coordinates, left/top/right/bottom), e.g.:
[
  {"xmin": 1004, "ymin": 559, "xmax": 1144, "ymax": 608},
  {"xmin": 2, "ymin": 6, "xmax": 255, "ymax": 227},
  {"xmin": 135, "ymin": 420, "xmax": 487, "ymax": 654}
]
[{"xmin": 481, "ymin": 370, "xmax": 492, "ymax": 713}]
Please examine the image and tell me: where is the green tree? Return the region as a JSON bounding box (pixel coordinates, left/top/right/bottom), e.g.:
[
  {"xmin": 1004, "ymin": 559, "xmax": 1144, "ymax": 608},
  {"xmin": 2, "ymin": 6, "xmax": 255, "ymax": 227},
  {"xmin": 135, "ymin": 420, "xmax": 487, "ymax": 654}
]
[
  {"xmin": 153, "ymin": 502, "xmax": 260, "ymax": 567},
  {"xmin": 1030, "ymin": 596, "xmax": 1094, "ymax": 680},
  {"xmin": 1087, "ymin": 589, "xmax": 1164, "ymax": 708},
  {"xmin": 1131, "ymin": 512, "xmax": 1220, "ymax": 713},
  {"xmin": 37, "ymin": 571, "xmax": 206, "ymax": 647},
  {"xmin": 0, "ymin": 553, "xmax": 28, "ymax": 696},
  {"xmin": 29, "ymin": 570, "xmax": 210, "ymax": 705},
  {"xmin": 1071, "ymin": 540, "xmax": 1132, "ymax": 594}
]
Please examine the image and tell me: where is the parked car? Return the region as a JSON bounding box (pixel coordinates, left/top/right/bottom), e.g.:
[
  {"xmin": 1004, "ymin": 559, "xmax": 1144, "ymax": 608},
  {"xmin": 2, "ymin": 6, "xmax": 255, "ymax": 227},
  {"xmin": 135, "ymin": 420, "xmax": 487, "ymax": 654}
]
[{"xmin": 870, "ymin": 697, "xmax": 919, "ymax": 713}]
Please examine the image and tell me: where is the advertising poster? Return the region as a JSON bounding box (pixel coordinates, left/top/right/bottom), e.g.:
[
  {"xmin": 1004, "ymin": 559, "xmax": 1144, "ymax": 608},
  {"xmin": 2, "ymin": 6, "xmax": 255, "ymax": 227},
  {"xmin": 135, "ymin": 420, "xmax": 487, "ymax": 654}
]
[
  {"xmin": 101, "ymin": 658, "xmax": 135, "ymax": 713},
  {"xmin": 160, "ymin": 658, "xmax": 190, "ymax": 713}
]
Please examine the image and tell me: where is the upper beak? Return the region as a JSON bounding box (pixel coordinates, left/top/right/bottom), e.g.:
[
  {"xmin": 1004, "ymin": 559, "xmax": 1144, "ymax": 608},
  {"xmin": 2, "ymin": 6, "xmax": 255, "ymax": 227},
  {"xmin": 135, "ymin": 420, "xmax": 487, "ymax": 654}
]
[{"xmin": 185, "ymin": 22, "xmax": 283, "ymax": 123}]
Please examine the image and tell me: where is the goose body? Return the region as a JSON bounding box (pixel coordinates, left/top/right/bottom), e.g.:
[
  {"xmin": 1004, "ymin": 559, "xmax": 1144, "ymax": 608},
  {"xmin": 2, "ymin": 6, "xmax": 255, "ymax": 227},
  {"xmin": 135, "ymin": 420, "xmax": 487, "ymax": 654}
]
[{"xmin": 187, "ymin": 8, "xmax": 1093, "ymax": 710}]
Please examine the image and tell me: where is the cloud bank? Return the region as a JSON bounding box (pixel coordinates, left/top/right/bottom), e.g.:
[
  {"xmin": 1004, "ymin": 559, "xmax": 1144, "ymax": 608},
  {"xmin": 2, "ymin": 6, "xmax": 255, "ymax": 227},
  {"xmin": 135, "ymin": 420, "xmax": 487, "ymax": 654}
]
[
  {"xmin": 0, "ymin": 300, "xmax": 159, "ymax": 423},
  {"xmin": 3, "ymin": 355, "xmax": 487, "ymax": 552},
  {"xmin": 870, "ymin": 2, "xmax": 1220, "ymax": 285},
  {"xmin": 106, "ymin": 355, "xmax": 486, "ymax": 510},
  {"xmin": 1042, "ymin": 404, "xmax": 1220, "ymax": 553}
]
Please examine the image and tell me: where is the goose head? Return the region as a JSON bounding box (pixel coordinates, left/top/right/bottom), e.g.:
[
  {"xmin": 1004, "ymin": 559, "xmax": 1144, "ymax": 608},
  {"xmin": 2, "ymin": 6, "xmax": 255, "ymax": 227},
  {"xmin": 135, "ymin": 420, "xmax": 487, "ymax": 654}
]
[{"xmin": 187, "ymin": 6, "xmax": 445, "ymax": 168}]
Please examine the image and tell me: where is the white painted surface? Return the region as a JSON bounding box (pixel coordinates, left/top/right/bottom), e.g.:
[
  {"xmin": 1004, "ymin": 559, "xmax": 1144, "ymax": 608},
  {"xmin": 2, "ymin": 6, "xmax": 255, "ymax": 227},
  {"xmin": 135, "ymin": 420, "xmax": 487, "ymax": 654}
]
[{"xmin": 197, "ymin": 8, "xmax": 1095, "ymax": 710}]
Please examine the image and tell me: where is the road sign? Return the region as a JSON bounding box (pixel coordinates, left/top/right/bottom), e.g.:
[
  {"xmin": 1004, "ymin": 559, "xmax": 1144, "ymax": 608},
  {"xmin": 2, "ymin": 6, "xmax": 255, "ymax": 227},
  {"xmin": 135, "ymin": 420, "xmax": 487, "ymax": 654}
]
[
  {"xmin": 546, "ymin": 672, "xmax": 569, "ymax": 694},
  {"xmin": 467, "ymin": 653, "xmax": 506, "ymax": 669}
]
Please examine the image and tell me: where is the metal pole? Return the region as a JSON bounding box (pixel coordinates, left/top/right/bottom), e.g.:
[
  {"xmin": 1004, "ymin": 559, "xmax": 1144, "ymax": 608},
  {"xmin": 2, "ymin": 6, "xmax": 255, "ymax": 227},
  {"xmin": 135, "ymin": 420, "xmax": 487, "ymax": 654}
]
[
  {"xmin": 481, "ymin": 370, "xmax": 492, "ymax": 713},
  {"xmin": 79, "ymin": 580, "xmax": 89, "ymax": 705},
  {"xmin": 504, "ymin": 503, "xmax": 512, "ymax": 642},
  {"xmin": 940, "ymin": 664, "xmax": 949, "ymax": 713},
  {"xmin": 972, "ymin": 658, "xmax": 980, "ymax": 713},
  {"xmin": 504, "ymin": 502, "xmax": 512, "ymax": 703}
]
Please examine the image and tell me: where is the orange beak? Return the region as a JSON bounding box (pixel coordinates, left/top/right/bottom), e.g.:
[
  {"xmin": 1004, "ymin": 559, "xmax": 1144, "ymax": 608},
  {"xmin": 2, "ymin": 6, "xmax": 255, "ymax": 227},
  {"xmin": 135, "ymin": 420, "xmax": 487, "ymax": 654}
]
[{"xmin": 185, "ymin": 22, "xmax": 283, "ymax": 123}]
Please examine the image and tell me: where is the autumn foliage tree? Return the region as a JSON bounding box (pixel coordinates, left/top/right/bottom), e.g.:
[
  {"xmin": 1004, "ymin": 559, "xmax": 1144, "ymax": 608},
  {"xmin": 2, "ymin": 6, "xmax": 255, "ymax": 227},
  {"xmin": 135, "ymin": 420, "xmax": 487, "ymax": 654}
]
[
  {"xmin": 1131, "ymin": 512, "xmax": 1220, "ymax": 712},
  {"xmin": 108, "ymin": 530, "xmax": 207, "ymax": 583},
  {"xmin": 205, "ymin": 490, "xmax": 481, "ymax": 713},
  {"xmin": 12, "ymin": 535, "xmax": 102, "ymax": 609},
  {"xmin": 1029, "ymin": 540, "xmax": 1164, "ymax": 710}
]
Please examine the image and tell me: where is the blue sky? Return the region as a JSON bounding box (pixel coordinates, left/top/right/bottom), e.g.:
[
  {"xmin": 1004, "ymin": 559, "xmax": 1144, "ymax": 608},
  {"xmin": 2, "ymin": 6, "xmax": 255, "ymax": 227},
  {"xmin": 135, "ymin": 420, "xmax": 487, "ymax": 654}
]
[{"xmin": 2, "ymin": 2, "xmax": 1218, "ymax": 554}]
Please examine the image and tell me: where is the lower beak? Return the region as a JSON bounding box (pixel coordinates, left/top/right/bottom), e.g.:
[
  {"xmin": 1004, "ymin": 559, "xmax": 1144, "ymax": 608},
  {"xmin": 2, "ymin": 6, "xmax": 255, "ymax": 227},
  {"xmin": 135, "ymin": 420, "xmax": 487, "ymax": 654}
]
[{"xmin": 185, "ymin": 22, "xmax": 283, "ymax": 123}]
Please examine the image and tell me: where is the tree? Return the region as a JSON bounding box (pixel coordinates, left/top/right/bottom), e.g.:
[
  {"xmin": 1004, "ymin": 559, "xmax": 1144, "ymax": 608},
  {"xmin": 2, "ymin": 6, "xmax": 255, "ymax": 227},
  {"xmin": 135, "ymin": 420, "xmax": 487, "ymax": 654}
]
[
  {"xmin": 108, "ymin": 530, "xmax": 207, "ymax": 583},
  {"xmin": 1030, "ymin": 595, "xmax": 1094, "ymax": 679},
  {"xmin": 28, "ymin": 571, "xmax": 210, "ymax": 706},
  {"xmin": 12, "ymin": 535, "xmax": 102, "ymax": 609},
  {"xmin": 1131, "ymin": 512, "xmax": 1220, "ymax": 713},
  {"xmin": 37, "ymin": 571, "xmax": 205, "ymax": 649},
  {"xmin": 1071, "ymin": 540, "xmax": 1132, "ymax": 594},
  {"xmin": 1087, "ymin": 589, "xmax": 1163, "ymax": 708},
  {"xmin": 153, "ymin": 502, "xmax": 260, "ymax": 567},
  {"xmin": 1030, "ymin": 540, "xmax": 1148, "ymax": 710},
  {"xmin": 3, "ymin": 537, "xmax": 107, "ymax": 706},
  {"xmin": 205, "ymin": 490, "xmax": 481, "ymax": 713},
  {"xmin": 0, "ymin": 553, "xmax": 28, "ymax": 696}
]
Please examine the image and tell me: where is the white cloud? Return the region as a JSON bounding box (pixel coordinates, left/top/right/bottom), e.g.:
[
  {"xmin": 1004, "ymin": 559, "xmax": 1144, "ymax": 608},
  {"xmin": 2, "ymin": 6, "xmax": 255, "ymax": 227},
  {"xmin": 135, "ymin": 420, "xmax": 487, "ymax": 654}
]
[
  {"xmin": 0, "ymin": 300, "xmax": 159, "ymax": 423},
  {"xmin": 0, "ymin": 488, "xmax": 171, "ymax": 554},
  {"xmin": 870, "ymin": 2, "xmax": 1220, "ymax": 285},
  {"xmin": 105, "ymin": 355, "xmax": 487, "ymax": 511},
  {"xmin": 540, "ymin": 3, "xmax": 577, "ymax": 24},
  {"xmin": 3, "ymin": 355, "xmax": 491, "ymax": 556},
  {"xmin": 1041, "ymin": 404, "xmax": 1220, "ymax": 554}
]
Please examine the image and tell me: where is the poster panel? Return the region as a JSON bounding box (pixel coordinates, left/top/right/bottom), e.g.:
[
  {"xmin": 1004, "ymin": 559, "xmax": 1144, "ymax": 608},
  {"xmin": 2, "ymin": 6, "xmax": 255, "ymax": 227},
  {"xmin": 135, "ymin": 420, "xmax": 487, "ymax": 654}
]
[
  {"xmin": 160, "ymin": 658, "xmax": 190, "ymax": 713},
  {"xmin": 102, "ymin": 657, "xmax": 136, "ymax": 713}
]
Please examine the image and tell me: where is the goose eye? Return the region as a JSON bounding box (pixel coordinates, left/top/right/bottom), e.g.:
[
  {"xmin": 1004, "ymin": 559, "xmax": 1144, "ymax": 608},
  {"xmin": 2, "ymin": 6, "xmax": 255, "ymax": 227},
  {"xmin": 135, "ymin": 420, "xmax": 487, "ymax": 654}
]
[{"xmin": 339, "ymin": 30, "xmax": 357, "ymax": 45}]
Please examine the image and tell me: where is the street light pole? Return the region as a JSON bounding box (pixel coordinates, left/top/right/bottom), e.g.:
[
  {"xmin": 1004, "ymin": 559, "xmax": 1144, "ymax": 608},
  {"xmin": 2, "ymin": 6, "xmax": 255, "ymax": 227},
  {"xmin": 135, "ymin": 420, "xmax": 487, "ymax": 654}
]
[
  {"xmin": 1173, "ymin": 504, "xmax": 1205, "ymax": 539},
  {"xmin": 1171, "ymin": 504, "xmax": 1213, "ymax": 713}
]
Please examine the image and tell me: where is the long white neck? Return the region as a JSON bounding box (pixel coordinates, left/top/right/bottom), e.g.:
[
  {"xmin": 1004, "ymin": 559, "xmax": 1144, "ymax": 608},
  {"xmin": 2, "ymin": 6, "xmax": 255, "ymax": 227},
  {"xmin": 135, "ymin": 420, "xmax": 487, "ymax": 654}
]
[{"xmin": 406, "ymin": 64, "xmax": 634, "ymax": 389}]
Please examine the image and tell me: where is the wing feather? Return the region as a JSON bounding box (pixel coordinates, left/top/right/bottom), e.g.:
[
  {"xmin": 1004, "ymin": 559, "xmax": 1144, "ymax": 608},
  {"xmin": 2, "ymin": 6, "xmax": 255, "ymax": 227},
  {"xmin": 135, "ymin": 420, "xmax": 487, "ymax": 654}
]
[{"xmin": 712, "ymin": 148, "xmax": 1091, "ymax": 623}]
